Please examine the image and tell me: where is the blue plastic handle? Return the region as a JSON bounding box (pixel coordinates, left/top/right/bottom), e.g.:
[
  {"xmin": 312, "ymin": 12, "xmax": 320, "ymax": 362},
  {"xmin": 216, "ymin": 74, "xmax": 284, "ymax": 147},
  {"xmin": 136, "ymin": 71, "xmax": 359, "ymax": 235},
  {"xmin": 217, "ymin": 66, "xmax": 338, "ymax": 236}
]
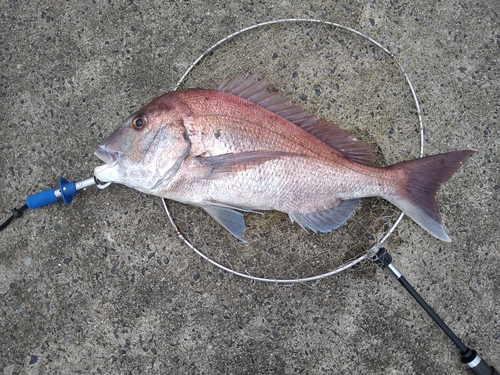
[{"xmin": 26, "ymin": 188, "xmax": 59, "ymax": 209}]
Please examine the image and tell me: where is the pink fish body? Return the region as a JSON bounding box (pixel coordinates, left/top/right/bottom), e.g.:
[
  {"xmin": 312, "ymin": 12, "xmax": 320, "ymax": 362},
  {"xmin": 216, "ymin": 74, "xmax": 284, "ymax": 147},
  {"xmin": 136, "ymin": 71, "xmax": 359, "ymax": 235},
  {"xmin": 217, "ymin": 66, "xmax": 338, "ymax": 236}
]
[{"xmin": 94, "ymin": 74, "xmax": 474, "ymax": 242}]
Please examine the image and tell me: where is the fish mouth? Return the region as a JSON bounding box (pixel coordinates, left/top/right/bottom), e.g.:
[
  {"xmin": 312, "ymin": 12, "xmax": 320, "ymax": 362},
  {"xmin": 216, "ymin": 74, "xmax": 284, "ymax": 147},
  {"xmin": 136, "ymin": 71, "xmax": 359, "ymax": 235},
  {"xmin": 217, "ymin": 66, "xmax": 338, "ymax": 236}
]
[
  {"xmin": 95, "ymin": 145, "xmax": 120, "ymax": 166},
  {"xmin": 94, "ymin": 145, "xmax": 122, "ymax": 183}
]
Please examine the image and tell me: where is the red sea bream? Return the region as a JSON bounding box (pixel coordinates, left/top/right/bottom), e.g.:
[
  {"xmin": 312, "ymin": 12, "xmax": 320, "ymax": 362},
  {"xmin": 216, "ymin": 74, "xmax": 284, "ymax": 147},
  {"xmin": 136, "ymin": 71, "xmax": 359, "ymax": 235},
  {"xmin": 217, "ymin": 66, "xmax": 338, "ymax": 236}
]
[{"xmin": 94, "ymin": 74, "xmax": 475, "ymax": 242}]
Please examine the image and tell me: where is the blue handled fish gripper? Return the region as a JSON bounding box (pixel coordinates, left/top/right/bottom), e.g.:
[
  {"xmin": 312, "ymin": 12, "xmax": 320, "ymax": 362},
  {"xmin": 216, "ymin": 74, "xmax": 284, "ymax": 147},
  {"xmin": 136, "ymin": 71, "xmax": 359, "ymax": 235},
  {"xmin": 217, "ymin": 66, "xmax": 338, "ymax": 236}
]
[
  {"xmin": 1, "ymin": 176, "xmax": 110, "ymax": 231},
  {"xmin": 26, "ymin": 177, "xmax": 97, "ymax": 209}
]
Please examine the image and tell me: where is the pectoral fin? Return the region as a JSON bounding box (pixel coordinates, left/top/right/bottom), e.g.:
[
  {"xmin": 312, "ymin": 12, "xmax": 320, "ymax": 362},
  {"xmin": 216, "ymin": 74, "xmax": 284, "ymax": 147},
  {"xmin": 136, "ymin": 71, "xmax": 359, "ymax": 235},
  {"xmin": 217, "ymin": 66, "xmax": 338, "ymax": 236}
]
[
  {"xmin": 197, "ymin": 150, "xmax": 297, "ymax": 179},
  {"xmin": 288, "ymin": 198, "xmax": 360, "ymax": 233}
]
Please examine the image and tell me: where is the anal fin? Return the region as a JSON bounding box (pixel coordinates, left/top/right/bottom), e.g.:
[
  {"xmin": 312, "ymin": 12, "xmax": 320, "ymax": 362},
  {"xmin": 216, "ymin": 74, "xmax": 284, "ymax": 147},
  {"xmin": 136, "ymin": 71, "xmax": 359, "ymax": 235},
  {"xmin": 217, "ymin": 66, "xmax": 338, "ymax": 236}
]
[{"xmin": 288, "ymin": 198, "xmax": 360, "ymax": 233}]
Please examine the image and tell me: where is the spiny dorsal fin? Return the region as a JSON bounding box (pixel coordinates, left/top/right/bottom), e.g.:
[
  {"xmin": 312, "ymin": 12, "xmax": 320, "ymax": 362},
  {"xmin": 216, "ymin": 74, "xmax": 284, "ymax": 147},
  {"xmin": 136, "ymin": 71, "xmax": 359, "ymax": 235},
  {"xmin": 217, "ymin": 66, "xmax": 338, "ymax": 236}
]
[{"xmin": 217, "ymin": 73, "xmax": 375, "ymax": 165}]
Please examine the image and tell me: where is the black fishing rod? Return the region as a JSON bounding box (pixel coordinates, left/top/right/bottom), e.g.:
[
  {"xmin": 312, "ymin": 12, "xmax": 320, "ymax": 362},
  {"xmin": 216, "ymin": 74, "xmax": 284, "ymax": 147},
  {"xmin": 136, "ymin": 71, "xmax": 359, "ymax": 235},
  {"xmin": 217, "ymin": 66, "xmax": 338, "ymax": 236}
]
[{"xmin": 372, "ymin": 247, "xmax": 498, "ymax": 375}]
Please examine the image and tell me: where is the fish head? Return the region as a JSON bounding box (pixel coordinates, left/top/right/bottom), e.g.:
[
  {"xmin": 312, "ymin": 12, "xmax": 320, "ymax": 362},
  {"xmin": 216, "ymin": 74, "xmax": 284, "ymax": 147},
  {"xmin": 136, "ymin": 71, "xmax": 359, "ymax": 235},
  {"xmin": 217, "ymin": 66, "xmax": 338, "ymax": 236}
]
[{"xmin": 94, "ymin": 93, "xmax": 191, "ymax": 192}]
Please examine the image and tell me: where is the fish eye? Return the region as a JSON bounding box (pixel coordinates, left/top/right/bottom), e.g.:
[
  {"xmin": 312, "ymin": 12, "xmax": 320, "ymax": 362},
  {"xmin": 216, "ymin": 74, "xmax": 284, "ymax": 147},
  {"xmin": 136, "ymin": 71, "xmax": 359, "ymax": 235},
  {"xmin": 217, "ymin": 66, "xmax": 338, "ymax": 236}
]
[{"xmin": 132, "ymin": 115, "xmax": 147, "ymax": 130}]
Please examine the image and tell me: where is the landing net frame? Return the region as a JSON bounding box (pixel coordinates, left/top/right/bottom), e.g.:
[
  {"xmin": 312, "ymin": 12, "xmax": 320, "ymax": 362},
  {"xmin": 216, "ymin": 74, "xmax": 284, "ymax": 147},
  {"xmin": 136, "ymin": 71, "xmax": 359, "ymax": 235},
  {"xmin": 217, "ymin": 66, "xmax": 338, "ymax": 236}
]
[{"xmin": 162, "ymin": 18, "xmax": 424, "ymax": 283}]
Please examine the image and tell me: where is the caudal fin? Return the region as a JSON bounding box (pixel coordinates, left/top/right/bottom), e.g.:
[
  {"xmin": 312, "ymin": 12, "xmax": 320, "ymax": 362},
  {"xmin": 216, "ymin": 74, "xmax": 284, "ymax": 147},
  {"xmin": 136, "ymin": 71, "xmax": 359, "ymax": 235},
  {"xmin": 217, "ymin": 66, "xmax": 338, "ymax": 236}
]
[{"xmin": 387, "ymin": 150, "xmax": 475, "ymax": 242}]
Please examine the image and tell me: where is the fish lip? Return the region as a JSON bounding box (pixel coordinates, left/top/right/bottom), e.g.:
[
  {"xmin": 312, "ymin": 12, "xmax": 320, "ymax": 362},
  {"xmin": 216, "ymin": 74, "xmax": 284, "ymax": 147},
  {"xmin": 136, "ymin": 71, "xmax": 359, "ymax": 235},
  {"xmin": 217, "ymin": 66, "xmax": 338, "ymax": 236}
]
[
  {"xmin": 94, "ymin": 146, "xmax": 121, "ymax": 183},
  {"xmin": 94, "ymin": 145, "xmax": 120, "ymax": 166}
]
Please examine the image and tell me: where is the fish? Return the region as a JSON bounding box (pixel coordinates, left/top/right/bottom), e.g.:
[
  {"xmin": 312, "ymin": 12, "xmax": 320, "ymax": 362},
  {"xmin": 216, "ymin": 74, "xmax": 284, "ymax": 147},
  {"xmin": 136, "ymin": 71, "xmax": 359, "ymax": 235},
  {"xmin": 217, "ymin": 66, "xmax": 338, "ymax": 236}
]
[{"xmin": 94, "ymin": 73, "xmax": 475, "ymax": 242}]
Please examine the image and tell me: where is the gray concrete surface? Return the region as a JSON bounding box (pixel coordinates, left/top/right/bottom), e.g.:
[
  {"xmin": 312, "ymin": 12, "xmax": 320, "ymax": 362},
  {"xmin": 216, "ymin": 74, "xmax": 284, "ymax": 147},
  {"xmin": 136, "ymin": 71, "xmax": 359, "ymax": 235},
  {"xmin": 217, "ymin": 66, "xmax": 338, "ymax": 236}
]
[{"xmin": 1, "ymin": 1, "xmax": 499, "ymax": 374}]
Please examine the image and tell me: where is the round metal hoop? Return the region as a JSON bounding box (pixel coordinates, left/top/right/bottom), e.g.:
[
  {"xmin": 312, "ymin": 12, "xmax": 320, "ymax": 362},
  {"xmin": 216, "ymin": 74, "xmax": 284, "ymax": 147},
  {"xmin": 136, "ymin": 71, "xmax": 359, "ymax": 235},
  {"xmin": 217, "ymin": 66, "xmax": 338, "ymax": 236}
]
[{"xmin": 163, "ymin": 18, "xmax": 425, "ymax": 283}]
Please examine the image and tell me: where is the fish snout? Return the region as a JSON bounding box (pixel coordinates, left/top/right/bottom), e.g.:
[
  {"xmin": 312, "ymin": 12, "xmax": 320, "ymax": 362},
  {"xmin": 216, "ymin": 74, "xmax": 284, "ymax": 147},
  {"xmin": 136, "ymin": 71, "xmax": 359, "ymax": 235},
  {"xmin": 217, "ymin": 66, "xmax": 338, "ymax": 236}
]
[
  {"xmin": 94, "ymin": 145, "xmax": 124, "ymax": 184},
  {"xmin": 94, "ymin": 145, "xmax": 120, "ymax": 166}
]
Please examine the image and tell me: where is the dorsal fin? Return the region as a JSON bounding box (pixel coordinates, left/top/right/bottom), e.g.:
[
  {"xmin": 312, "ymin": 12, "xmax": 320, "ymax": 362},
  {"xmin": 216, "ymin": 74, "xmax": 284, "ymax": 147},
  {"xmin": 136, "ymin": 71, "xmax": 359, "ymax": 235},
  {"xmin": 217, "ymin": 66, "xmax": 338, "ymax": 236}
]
[{"xmin": 217, "ymin": 73, "xmax": 375, "ymax": 165}]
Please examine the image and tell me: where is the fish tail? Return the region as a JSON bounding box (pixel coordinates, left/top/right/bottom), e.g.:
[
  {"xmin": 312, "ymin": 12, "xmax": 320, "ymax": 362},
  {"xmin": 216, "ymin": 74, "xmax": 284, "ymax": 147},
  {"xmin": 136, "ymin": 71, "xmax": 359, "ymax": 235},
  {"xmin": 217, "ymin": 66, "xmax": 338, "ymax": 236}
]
[{"xmin": 386, "ymin": 150, "xmax": 475, "ymax": 242}]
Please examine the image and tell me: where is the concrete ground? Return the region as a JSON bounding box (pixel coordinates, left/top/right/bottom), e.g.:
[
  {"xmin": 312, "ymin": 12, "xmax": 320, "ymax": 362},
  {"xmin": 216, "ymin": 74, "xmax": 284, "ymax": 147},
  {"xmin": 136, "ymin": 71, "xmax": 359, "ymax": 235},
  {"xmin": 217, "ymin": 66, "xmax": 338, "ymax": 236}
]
[{"xmin": 1, "ymin": 1, "xmax": 498, "ymax": 374}]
